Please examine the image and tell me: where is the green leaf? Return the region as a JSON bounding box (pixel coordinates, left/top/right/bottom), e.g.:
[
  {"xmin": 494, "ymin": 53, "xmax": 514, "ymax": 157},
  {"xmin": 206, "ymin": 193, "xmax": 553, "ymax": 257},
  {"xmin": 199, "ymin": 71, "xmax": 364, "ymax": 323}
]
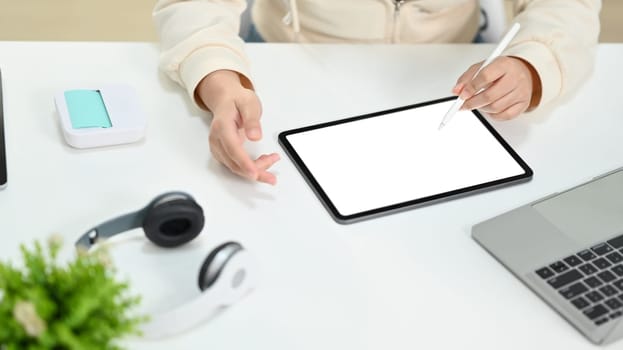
[{"xmin": 0, "ymin": 238, "xmax": 145, "ymax": 349}]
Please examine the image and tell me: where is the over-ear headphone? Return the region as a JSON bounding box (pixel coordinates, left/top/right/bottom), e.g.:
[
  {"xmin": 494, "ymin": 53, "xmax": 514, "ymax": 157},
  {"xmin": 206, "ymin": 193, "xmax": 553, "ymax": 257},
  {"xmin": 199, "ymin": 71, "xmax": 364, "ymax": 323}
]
[{"xmin": 74, "ymin": 191, "xmax": 258, "ymax": 339}]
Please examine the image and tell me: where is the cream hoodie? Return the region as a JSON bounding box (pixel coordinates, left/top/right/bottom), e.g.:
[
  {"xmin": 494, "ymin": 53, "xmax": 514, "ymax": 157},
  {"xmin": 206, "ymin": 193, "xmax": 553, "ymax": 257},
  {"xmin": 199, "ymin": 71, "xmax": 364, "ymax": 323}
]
[{"xmin": 153, "ymin": 0, "xmax": 601, "ymax": 110}]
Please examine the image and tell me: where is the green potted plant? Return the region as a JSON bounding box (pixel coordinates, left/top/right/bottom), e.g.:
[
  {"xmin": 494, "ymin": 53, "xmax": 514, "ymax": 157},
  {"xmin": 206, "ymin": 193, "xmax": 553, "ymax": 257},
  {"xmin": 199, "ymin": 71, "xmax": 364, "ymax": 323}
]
[{"xmin": 0, "ymin": 236, "xmax": 145, "ymax": 349}]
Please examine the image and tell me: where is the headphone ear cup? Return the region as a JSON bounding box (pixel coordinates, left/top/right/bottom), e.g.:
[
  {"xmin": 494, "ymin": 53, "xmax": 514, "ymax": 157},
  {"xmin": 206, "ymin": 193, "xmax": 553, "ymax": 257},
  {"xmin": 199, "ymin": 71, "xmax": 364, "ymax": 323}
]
[
  {"xmin": 198, "ymin": 242, "xmax": 244, "ymax": 291},
  {"xmin": 141, "ymin": 242, "xmax": 257, "ymax": 339},
  {"xmin": 142, "ymin": 197, "xmax": 205, "ymax": 247}
]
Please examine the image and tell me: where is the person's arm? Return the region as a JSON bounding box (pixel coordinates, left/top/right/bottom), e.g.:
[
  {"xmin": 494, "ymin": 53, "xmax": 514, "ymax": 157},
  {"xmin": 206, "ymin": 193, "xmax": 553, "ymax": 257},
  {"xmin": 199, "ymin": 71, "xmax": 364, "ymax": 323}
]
[
  {"xmin": 456, "ymin": 0, "xmax": 600, "ymax": 119},
  {"xmin": 153, "ymin": 0, "xmax": 253, "ymax": 107},
  {"xmin": 153, "ymin": 0, "xmax": 279, "ymax": 185},
  {"xmin": 504, "ymin": 0, "xmax": 601, "ymax": 108}
]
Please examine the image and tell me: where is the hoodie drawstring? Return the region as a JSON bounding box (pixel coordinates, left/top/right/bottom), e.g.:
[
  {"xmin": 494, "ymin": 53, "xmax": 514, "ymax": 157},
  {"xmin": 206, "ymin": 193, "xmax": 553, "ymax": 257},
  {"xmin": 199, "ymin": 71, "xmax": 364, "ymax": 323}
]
[{"xmin": 282, "ymin": 0, "xmax": 301, "ymax": 36}]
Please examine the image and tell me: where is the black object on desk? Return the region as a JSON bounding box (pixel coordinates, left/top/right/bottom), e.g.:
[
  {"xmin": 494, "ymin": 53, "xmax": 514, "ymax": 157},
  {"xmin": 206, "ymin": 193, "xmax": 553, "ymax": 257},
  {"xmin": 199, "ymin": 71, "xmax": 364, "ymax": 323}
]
[{"xmin": 0, "ymin": 68, "xmax": 6, "ymax": 189}]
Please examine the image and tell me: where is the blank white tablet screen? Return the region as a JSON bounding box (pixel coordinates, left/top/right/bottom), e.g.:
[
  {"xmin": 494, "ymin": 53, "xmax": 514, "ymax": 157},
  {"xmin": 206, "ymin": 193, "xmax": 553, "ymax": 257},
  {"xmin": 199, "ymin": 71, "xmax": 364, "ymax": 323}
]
[{"xmin": 284, "ymin": 99, "xmax": 526, "ymax": 216}]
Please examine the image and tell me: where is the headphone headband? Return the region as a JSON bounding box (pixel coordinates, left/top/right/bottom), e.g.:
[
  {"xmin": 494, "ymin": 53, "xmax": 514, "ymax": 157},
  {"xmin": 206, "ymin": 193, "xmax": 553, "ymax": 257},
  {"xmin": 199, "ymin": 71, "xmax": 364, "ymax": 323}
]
[{"xmin": 75, "ymin": 210, "xmax": 145, "ymax": 249}]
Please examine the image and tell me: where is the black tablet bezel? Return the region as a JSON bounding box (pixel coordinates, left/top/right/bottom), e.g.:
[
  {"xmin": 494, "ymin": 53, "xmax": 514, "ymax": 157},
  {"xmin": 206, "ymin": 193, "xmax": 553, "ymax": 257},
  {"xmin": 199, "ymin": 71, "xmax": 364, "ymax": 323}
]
[
  {"xmin": 278, "ymin": 96, "xmax": 533, "ymax": 224},
  {"xmin": 0, "ymin": 68, "xmax": 6, "ymax": 189}
]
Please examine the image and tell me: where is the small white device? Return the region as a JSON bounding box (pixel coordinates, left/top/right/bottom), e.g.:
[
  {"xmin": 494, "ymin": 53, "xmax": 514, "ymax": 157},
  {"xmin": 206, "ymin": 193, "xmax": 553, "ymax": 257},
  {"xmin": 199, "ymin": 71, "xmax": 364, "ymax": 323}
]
[{"xmin": 54, "ymin": 85, "xmax": 146, "ymax": 148}]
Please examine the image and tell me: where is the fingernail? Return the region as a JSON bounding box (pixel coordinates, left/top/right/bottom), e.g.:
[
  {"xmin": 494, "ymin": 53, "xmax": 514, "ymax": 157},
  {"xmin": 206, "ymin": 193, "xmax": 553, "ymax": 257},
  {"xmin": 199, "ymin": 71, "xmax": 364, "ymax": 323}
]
[
  {"xmin": 248, "ymin": 128, "xmax": 261, "ymax": 140},
  {"xmin": 452, "ymin": 83, "xmax": 463, "ymax": 94}
]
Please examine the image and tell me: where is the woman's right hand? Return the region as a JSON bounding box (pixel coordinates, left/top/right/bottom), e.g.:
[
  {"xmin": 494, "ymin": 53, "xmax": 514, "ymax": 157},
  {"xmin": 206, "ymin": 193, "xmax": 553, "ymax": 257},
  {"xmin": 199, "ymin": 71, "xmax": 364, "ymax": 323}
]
[{"xmin": 196, "ymin": 70, "xmax": 280, "ymax": 185}]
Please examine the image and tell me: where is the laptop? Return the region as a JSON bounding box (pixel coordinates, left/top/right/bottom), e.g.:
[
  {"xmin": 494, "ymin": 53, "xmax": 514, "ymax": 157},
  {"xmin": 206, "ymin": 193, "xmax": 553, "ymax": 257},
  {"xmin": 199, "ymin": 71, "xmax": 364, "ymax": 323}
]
[{"xmin": 472, "ymin": 166, "xmax": 623, "ymax": 345}]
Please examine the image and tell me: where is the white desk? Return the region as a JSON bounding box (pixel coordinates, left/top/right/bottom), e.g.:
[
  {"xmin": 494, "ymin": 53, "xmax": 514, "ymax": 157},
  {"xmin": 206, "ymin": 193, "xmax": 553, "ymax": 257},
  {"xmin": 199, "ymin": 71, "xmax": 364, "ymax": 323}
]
[{"xmin": 1, "ymin": 42, "xmax": 622, "ymax": 349}]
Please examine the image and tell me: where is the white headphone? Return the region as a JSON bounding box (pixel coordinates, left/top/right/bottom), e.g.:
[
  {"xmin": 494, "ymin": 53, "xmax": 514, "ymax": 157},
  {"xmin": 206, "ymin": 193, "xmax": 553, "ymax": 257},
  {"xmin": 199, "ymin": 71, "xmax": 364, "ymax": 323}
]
[{"xmin": 74, "ymin": 191, "xmax": 259, "ymax": 338}]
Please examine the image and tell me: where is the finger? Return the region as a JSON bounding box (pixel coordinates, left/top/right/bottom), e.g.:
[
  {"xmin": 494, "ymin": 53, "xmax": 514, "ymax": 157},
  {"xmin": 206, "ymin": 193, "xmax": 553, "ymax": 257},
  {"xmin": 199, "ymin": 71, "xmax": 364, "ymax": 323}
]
[
  {"xmin": 453, "ymin": 62, "xmax": 482, "ymax": 94},
  {"xmin": 452, "ymin": 83, "xmax": 464, "ymax": 95},
  {"xmin": 461, "ymin": 74, "xmax": 516, "ymax": 111},
  {"xmin": 219, "ymin": 136, "xmax": 257, "ymax": 180},
  {"xmin": 257, "ymin": 170, "xmax": 277, "ymax": 185},
  {"xmin": 487, "ymin": 101, "xmax": 528, "ymax": 121},
  {"xmin": 477, "ymin": 89, "xmax": 518, "ymax": 114},
  {"xmin": 252, "ymin": 154, "xmax": 280, "ymax": 185},
  {"xmin": 210, "ymin": 116, "xmax": 250, "ymax": 174},
  {"xmin": 255, "ymin": 153, "xmax": 280, "ymax": 185},
  {"xmin": 478, "ymin": 85, "xmax": 530, "ymax": 115},
  {"xmin": 460, "ymin": 60, "xmax": 505, "ymax": 100},
  {"xmin": 237, "ymin": 92, "xmax": 263, "ymax": 141},
  {"xmin": 215, "ymin": 138, "xmax": 246, "ymax": 176},
  {"xmin": 217, "ymin": 118, "xmax": 258, "ymax": 179},
  {"xmin": 209, "ymin": 130, "xmax": 227, "ymax": 165},
  {"xmin": 216, "ymin": 138, "xmax": 277, "ymax": 185},
  {"xmin": 254, "ymin": 153, "xmax": 281, "ymax": 171}
]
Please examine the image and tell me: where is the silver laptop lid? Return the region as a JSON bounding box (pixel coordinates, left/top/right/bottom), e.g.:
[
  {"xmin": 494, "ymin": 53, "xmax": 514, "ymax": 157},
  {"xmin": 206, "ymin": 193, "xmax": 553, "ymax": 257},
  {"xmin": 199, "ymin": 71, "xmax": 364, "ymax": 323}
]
[{"xmin": 473, "ymin": 166, "xmax": 623, "ymax": 345}]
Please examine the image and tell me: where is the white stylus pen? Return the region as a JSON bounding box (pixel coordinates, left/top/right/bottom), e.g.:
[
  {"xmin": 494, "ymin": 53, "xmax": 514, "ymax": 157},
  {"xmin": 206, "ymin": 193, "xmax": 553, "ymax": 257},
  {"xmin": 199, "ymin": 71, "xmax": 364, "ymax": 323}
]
[{"xmin": 438, "ymin": 22, "xmax": 521, "ymax": 130}]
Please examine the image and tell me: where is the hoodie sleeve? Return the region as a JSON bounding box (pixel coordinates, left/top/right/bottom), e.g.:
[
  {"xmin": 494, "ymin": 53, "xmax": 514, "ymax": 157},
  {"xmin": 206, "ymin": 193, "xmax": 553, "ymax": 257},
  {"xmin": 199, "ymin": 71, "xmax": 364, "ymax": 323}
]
[
  {"xmin": 504, "ymin": 0, "xmax": 601, "ymax": 108},
  {"xmin": 153, "ymin": 0, "xmax": 252, "ymax": 108}
]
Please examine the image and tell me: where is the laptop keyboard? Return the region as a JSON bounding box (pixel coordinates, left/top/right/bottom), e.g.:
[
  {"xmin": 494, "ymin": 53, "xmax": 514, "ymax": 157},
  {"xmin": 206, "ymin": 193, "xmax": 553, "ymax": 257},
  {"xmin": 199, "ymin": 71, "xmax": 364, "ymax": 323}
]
[{"xmin": 536, "ymin": 233, "xmax": 623, "ymax": 327}]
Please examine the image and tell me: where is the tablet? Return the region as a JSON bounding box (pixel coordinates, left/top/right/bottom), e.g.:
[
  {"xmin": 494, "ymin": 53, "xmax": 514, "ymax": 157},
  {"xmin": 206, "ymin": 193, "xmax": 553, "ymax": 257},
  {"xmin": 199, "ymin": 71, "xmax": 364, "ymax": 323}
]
[{"xmin": 278, "ymin": 97, "xmax": 533, "ymax": 224}]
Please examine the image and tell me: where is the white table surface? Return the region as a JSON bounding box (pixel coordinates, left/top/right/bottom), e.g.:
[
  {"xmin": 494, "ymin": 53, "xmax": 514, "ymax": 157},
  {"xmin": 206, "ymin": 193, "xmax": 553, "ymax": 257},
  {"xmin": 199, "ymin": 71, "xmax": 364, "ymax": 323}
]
[{"xmin": 1, "ymin": 42, "xmax": 622, "ymax": 349}]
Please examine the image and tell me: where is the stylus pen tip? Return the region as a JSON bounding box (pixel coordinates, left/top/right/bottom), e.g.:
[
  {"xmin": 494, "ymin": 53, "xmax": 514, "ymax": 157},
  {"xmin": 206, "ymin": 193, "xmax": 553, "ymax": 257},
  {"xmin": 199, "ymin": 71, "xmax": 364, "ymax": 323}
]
[{"xmin": 438, "ymin": 123, "xmax": 445, "ymax": 131}]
